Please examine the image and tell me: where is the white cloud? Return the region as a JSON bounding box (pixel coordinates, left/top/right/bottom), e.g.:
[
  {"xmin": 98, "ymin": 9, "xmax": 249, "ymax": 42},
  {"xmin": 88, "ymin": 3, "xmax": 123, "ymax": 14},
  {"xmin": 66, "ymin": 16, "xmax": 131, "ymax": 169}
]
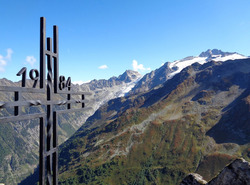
[
  {"xmin": 132, "ymin": 60, "xmax": 151, "ymax": 72},
  {"xmin": 98, "ymin": 65, "xmax": 108, "ymax": 69},
  {"xmin": 0, "ymin": 48, "xmax": 13, "ymax": 72},
  {"xmin": 0, "ymin": 56, "xmax": 6, "ymax": 72},
  {"xmin": 26, "ymin": 56, "xmax": 37, "ymax": 66},
  {"xmin": 6, "ymin": 48, "xmax": 13, "ymax": 60}
]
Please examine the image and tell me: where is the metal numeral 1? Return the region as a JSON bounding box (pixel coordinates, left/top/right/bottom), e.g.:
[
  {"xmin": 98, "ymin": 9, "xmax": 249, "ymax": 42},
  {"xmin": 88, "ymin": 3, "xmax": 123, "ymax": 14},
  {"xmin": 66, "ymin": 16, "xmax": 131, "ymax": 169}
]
[{"xmin": 17, "ymin": 67, "xmax": 27, "ymax": 87}]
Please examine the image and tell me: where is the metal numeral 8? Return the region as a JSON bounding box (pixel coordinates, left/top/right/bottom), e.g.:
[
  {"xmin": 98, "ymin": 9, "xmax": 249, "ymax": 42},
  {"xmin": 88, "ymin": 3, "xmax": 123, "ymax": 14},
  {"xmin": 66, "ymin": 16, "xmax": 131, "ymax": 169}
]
[{"xmin": 59, "ymin": 76, "xmax": 71, "ymax": 90}]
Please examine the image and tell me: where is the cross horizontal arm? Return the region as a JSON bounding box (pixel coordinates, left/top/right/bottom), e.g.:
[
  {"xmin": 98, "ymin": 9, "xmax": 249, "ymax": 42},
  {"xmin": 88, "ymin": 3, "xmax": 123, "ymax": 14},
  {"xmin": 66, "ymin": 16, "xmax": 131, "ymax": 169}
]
[
  {"xmin": 56, "ymin": 107, "xmax": 92, "ymax": 114},
  {"xmin": 56, "ymin": 91, "xmax": 92, "ymax": 95},
  {"xmin": 0, "ymin": 86, "xmax": 45, "ymax": 93},
  {"xmin": 45, "ymin": 50, "xmax": 58, "ymax": 58},
  {"xmin": 45, "ymin": 147, "xmax": 57, "ymax": 156},
  {"xmin": 0, "ymin": 113, "xmax": 45, "ymax": 123},
  {"xmin": 0, "ymin": 99, "xmax": 89, "ymax": 108}
]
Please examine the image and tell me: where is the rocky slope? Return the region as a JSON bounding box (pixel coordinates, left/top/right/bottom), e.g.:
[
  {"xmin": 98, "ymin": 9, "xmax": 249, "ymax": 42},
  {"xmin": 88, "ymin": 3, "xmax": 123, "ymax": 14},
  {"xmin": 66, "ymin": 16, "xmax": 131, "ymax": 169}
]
[
  {"xmin": 51, "ymin": 58, "xmax": 250, "ymax": 185},
  {"xmin": 0, "ymin": 70, "xmax": 141, "ymax": 184},
  {"xmin": 74, "ymin": 70, "xmax": 141, "ymax": 112},
  {"xmin": 180, "ymin": 158, "xmax": 250, "ymax": 185}
]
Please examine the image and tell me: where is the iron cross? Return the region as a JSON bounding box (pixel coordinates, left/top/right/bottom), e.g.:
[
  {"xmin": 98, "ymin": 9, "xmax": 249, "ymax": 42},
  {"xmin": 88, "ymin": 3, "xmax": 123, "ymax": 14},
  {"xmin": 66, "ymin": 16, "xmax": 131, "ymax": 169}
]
[{"xmin": 0, "ymin": 17, "xmax": 90, "ymax": 185}]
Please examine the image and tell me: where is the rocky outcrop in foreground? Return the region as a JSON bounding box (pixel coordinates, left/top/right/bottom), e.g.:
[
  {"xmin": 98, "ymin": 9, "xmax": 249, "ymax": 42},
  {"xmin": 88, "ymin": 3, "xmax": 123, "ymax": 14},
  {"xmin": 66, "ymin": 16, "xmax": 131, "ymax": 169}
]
[
  {"xmin": 180, "ymin": 158, "xmax": 250, "ymax": 185},
  {"xmin": 180, "ymin": 173, "xmax": 207, "ymax": 185}
]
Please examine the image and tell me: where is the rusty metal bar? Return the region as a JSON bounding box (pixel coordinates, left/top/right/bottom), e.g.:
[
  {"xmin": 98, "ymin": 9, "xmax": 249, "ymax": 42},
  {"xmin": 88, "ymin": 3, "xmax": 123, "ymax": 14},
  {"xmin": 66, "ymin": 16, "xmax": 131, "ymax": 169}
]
[
  {"xmin": 40, "ymin": 17, "xmax": 46, "ymax": 90},
  {"xmin": 56, "ymin": 107, "xmax": 92, "ymax": 114},
  {"xmin": 14, "ymin": 91, "xmax": 19, "ymax": 116},
  {"xmin": 55, "ymin": 91, "xmax": 91, "ymax": 95},
  {"xmin": 0, "ymin": 113, "xmax": 45, "ymax": 123},
  {"xmin": 46, "ymin": 36, "xmax": 53, "ymax": 185},
  {"xmin": 82, "ymin": 94, "xmax": 85, "ymax": 108},
  {"xmin": 53, "ymin": 26, "xmax": 59, "ymax": 94},
  {"xmin": 53, "ymin": 111, "xmax": 58, "ymax": 185},
  {"xmin": 40, "ymin": 116, "xmax": 46, "ymax": 185},
  {"xmin": 0, "ymin": 86, "xmax": 45, "ymax": 93},
  {"xmin": 0, "ymin": 99, "xmax": 88, "ymax": 108}
]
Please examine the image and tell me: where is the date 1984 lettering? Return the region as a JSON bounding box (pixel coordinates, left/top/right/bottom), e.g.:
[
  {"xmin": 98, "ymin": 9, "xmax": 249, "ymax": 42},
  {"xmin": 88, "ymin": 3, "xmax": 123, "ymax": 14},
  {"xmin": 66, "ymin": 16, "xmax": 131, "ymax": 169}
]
[{"xmin": 17, "ymin": 67, "xmax": 71, "ymax": 90}]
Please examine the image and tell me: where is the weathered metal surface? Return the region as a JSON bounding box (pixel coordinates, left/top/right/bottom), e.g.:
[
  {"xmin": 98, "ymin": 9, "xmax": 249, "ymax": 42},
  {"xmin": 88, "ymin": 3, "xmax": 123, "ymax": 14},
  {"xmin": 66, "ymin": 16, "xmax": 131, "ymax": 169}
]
[{"xmin": 0, "ymin": 17, "xmax": 89, "ymax": 185}]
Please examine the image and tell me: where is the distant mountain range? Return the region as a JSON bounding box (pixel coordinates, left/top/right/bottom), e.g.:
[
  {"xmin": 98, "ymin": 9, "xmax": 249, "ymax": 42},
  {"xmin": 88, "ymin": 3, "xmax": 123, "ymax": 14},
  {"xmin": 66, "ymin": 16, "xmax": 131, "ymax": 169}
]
[
  {"xmin": 1, "ymin": 49, "xmax": 250, "ymax": 184},
  {"xmin": 0, "ymin": 70, "xmax": 141, "ymax": 184}
]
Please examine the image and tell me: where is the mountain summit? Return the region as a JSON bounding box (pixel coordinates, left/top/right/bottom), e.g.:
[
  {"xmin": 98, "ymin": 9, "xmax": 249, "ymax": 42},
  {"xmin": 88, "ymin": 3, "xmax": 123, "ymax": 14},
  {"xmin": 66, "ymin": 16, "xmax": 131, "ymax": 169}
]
[
  {"xmin": 129, "ymin": 49, "xmax": 247, "ymax": 95},
  {"xmin": 117, "ymin": 70, "xmax": 141, "ymax": 83},
  {"xmin": 199, "ymin": 49, "xmax": 236, "ymax": 58}
]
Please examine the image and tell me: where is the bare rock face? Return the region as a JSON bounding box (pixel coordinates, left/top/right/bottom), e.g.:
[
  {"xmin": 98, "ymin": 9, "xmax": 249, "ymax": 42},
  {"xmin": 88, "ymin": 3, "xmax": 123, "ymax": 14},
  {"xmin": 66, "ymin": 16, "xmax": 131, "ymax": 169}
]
[
  {"xmin": 207, "ymin": 158, "xmax": 250, "ymax": 185},
  {"xmin": 180, "ymin": 158, "xmax": 250, "ymax": 185},
  {"xmin": 180, "ymin": 173, "xmax": 207, "ymax": 185}
]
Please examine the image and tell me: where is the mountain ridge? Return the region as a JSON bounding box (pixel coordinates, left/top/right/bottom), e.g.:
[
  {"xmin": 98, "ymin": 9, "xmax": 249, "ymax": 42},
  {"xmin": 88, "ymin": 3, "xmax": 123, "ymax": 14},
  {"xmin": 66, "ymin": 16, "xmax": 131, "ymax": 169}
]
[
  {"xmin": 54, "ymin": 58, "xmax": 250, "ymax": 184},
  {"xmin": 129, "ymin": 49, "xmax": 247, "ymax": 95}
]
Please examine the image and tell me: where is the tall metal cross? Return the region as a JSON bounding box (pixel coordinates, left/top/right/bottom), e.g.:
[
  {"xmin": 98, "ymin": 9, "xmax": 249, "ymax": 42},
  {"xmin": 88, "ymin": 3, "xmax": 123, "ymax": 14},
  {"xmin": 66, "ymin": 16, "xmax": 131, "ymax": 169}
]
[{"xmin": 0, "ymin": 17, "xmax": 90, "ymax": 185}]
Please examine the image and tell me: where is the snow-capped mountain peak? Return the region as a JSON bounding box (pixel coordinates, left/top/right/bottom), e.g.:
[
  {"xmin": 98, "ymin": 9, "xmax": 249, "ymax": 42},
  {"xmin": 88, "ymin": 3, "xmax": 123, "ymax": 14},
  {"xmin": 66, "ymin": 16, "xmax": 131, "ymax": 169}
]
[
  {"xmin": 129, "ymin": 49, "xmax": 248, "ymax": 95},
  {"xmin": 168, "ymin": 56, "xmax": 207, "ymax": 77},
  {"xmin": 168, "ymin": 49, "xmax": 247, "ymax": 77}
]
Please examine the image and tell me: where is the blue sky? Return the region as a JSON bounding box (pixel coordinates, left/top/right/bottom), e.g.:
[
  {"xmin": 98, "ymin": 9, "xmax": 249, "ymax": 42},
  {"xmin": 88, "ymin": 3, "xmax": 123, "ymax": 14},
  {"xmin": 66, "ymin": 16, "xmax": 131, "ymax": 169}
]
[{"xmin": 1, "ymin": 0, "xmax": 250, "ymax": 83}]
